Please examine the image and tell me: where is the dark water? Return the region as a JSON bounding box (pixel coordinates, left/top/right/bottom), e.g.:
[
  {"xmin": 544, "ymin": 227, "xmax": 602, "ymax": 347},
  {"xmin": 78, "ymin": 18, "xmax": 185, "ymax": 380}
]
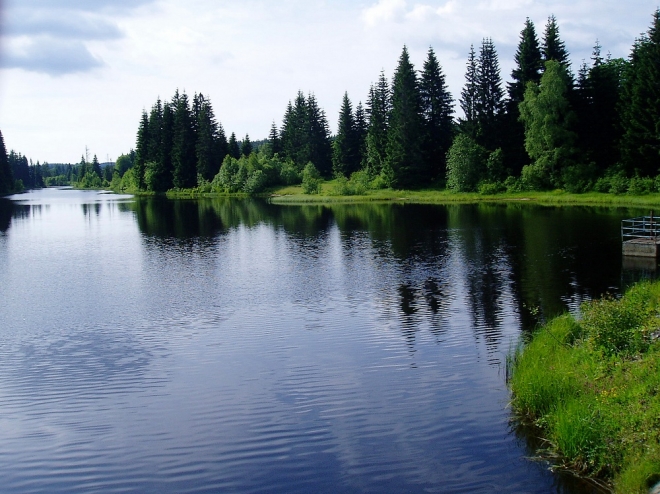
[{"xmin": 0, "ymin": 188, "xmax": 653, "ymax": 493}]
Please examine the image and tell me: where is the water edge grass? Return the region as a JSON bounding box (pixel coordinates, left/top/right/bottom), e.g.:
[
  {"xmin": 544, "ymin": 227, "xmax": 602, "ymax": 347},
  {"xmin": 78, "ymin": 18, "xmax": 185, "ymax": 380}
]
[{"xmin": 509, "ymin": 281, "xmax": 660, "ymax": 493}]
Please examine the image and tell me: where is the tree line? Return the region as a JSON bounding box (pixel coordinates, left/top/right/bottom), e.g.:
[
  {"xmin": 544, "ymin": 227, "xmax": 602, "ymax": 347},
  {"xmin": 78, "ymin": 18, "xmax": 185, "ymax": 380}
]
[{"xmin": 1, "ymin": 9, "xmax": 659, "ymax": 196}]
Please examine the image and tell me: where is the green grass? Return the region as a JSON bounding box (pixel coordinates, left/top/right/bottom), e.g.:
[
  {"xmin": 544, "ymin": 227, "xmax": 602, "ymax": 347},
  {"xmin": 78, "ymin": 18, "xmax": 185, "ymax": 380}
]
[
  {"xmin": 268, "ymin": 183, "xmax": 660, "ymax": 208},
  {"xmin": 510, "ymin": 281, "xmax": 660, "ymax": 492}
]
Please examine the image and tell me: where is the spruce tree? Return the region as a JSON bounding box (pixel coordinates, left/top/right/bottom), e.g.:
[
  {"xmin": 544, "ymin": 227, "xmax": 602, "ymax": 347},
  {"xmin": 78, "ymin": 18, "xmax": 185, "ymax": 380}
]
[
  {"xmin": 386, "ymin": 46, "xmax": 425, "ymax": 187},
  {"xmin": 228, "ymin": 133, "xmax": 241, "ymax": 159},
  {"xmin": 171, "ymin": 91, "xmax": 197, "ymax": 189},
  {"xmin": 365, "ymin": 71, "xmax": 391, "ymax": 176},
  {"xmin": 91, "ymin": 155, "xmax": 102, "ymax": 178},
  {"xmin": 333, "ymin": 92, "xmax": 359, "ymax": 176},
  {"xmin": 269, "ymin": 122, "xmax": 282, "ymax": 155},
  {"xmin": 459, "ymin": 45, "xmax": 478, "ymax": 137},
  {"xmin": 419, "ymin": 46, "xmax": 454, "ymax": 181},
  {"xmin": 620, "ymin": 9, "xmax": 660, "ymax": 176},
  {"xmin": 147, "ymin": 98, "xmax": 163, "ymax": 166},
  {"xmin": 0, "ymin": 131, "xmax": 13, "ymax": 193},
  {"xmin": 306, "ymin": 93, "xmax": 333, "ymax": 178},
  {"xmin": 195, "ymin": 94, "xmax": 222, "ymax": 180},
  {"xmin": 354, "ymin": 102, "xmax": 367, "ymax": 166},
  {"xmin": 505, "ymin": 19, "xmax": 543, "ymax": 175},
  {"xmin": 241, "ymin": 134, "xmax": 253, "ymax": 157},
  {"xmin": 508, "ymin": 19, "xmax": 543, "ymax": 105},
  {"xmin": 134, "ymin": 110, "xmax": 150, "ymax": 189},
  {"xmin": 542, "ymin": 15, "xmax": 570, "ymax": 69},
  {"xmin": 475, "ymin": 38, "xmax": 505, "ymax": 151}
]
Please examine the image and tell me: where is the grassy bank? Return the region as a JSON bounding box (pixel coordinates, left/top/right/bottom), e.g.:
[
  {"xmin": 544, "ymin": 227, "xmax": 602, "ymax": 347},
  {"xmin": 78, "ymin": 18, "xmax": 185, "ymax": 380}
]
[
  {"xmin": 510, "ymin": 281, "xmax": 660, "ymax": 493},
  {"xmin": 156, "ymin": 180, "xmax": 660, "ymax": 208},
  {"xmin": 268, "ymin": 180, "xmax": 660, "ymax": 208}
]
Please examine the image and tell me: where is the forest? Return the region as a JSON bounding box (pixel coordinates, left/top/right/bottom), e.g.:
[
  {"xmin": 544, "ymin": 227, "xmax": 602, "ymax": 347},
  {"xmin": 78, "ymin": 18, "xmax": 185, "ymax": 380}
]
[{"xmin": 0, "ymin": 9, "xmax": 659, "ymax": 197}]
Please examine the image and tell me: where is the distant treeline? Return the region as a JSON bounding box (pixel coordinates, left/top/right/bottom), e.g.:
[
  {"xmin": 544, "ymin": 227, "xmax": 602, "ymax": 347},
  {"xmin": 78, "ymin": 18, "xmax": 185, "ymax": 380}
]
[{"xmin": 2, "ymin": 9, "xmax": 659, "ymax": 196}]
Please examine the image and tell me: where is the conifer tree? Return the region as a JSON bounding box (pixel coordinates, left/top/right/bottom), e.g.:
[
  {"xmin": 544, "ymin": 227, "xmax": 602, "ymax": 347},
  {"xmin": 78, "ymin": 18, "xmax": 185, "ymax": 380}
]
[
  {"xmin": 195, "ymin": 94, "xmax": 222, "ymax": 180},
  {"xmin": 228, "ymin": 132, "xmax": 241, "ymax": 159},
  {"xmin": 0, "ymin": 131, "xmax": 13, "ymax": 193},
  {"xmin": 134, "ymin": 110, "xmax": 150, "ymax": 189},
  {"xmin": 459, "ymin": 45, "xmax": 478, "ymax": 137},
  {"xmin": 269, "ymin": 122, "xmax": 282, "ymax": 155},
  {"xmin": 91, "ymin": 155, "xmax": 102, "ymax": 178},
  {"xmin": 386, "ymin": 46, "xmax": 425, "ymax": 187},
  {"xmin": 354, "ymin": 102, "xmax": 367, "ymax": 165},
  {"xmin": 241, "ymin": 134, "xmax": 253, "ymax": 157},
  {"xmin": 147, "ymin": 98, "xmax": 163, "ymax": 165},
  {"xmin": 542, "ymin": 15, "xmax": 570, "ymax": 69},
  {"xmin": 509, "ymin": 19, "xmax": 543, "ymax": 105},
  {"xmin": 171, "ymin": 91, "xmax": 197, "ymax": 189},
  {"xmin": 419, "ymin": 47, "xmax": 454, "ymax": 180},
  {"xmin": 475, "ymin": 38, "xmax": 505, "ymax": 151},
  {"xmin": 333, "ymin": 92, "xmax": 359, "ymax": 176},
  {"xmin": 575, "ymin": 44, "xmax": 626, "ymax": 172},
  {"xmin": 306, "ymin": 93, "xmax": 333, "ymax": 177},
  {"xmin": 365, "ymin": 72, "xmax": 391, "ymax": 176},
  {"xmin": 505, "ymin": 19, "xmax": 543, "ymax": 174},
  {"xmin": 620, "ymin": 9, "xmax": 660, "ymax": 176}
]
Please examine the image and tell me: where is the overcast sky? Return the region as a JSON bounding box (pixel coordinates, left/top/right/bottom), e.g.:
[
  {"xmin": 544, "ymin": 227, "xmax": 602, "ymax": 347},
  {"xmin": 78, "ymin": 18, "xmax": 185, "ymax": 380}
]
[{"xmin": 0, "ymin": 0, "xmax": 657, "ymax": 164}]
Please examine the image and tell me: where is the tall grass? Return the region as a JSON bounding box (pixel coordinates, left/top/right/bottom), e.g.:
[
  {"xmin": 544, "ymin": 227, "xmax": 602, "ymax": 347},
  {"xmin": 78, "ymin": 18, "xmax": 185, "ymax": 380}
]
[{"xmin": 510, "ymin": 282, "xmax": 660, "ymax": 492}]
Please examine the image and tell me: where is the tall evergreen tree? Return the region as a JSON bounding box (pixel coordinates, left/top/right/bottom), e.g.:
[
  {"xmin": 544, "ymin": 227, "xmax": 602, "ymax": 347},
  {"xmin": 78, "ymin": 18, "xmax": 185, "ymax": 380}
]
[
  {"xmin": 365, "ymin": 71, "xmax": 391, "ymax": 176},
  {"xmin": 195, "ymin": 94, "xmax": 222, "ymax": 180},
  {"xmin": 475, "ymin": 38, "xmax": 505, "ymax": 151},
  {"xmin": 575, "ymin": 44, "xmax": 626, "ymax": 172},
  {"xmin": 620, "ymin": 9, "xmax": 660, "ymax": 176},
  {"xmin": 269, "ymin": 122, "xmax": 282, "ymax": 155},
  {"xmin": 91, "ymin": 155, "xmax": 102, "ymax": 178},
  {"xmin": 508, "ymin": 19, "xmax": 543, "ymax": 105},
  {"xmin": 386, "ymin": 46, "xmax": 425, "ymax": 187},
  {"xmin": 505, "ymin": 19, "xmax": 543, "ymax": 174},
  {"xmin": 459, "ymin": 45, "xmax": 478, "ymax": 138},
  {"xmin": 0, "ymin": 131, "xmax": 13, "ymax": 193},
  {"xmin": 147, "ymin": 98, "xmax": 163, "ymax": 165},
  {"xmin": 333, "ymin": 92, "xmax": 360, "ymax": 176},
  {"xmin": 171, "ymin": 91, "xmax": 197, "ymax": 189},
  {"xmin": 419, "ymin": 47, "xmax": 454, "ymax": 181},
  {"xmin": 228, "ymin": 132, "xmax": 241, "ymax": 159},
  {"xmin": 542, "ymin": 15, "xmax": 570, "ymax": 69},
  {"xmin": 354, "ymin": 102, "xmax": 367, "ymax": 165},
  {"xmin": 134, "ymin": 110, "xmax": 150, "ymax": 189},
  {"xmin": 306, "ymin": 93, "xmax": 333, "ymax": 177},
  {"xmin": 241, "ymin": 134, "xmax": 253, "ymax": 157}
]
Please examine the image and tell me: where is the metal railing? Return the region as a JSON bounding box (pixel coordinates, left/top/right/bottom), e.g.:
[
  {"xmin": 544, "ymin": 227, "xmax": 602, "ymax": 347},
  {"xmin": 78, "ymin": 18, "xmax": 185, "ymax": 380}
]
[{"xmin": 622, "ymin": 215, "xmax": 660, "ymax": 241}]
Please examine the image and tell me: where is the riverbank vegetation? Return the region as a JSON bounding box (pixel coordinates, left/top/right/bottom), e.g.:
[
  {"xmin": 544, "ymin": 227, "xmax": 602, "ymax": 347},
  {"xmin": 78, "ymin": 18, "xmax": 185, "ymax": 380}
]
[
  {"xmin": 510, "ymin": 281, "xmax": 660, "ymax": 493},
  {"xmin": 108, "ymin": 8, "xmax": 660, "ymax": 200},
  {"xmin": 1, "ymin": 9, "xmax": 659, "ymax": 204}
]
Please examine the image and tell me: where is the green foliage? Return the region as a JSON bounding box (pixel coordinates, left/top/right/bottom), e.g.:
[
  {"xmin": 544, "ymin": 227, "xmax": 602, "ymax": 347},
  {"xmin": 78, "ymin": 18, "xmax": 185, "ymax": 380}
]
[
  {"xmin": 446, "ymin": 134, "xmax": 487, "ymax": 192},
  {"xmin": 477, "ymin": 181, "xmax": 506, "ymax": 195},
  {"xmin": 330, "ymin": 171, "xmax": 370, "ymax": 196},
  {"xmin": 519, "ymin": 60, "xmax": 578, "ymax": 189},
  {"xmin": 619, "ymin": 10, "xmax": 660, "ymax": 177},
  {"xmin": 511, "ymin": 281, "xmax": 660, "ymax": 491},
  {"xmin": 301, "ymin": 162, "xmax": 322, "ymax": 194},
  {"xmin": 386, "ymin": 46, "xmax": 425, "ymax": 187},
  {"xmin": 560, "ymin": 163, "xmax": 598, "ymax": 193},
  {"xmin": 77, "ymin": 171, "xmax": 104, "ymax": 189}
]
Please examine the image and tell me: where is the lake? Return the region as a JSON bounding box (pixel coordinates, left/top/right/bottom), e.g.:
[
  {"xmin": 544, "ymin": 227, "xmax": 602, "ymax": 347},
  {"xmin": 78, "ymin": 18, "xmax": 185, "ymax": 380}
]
[{"xmin": 0, "ymin": 188, "xmax": 652, "ymax": 493}]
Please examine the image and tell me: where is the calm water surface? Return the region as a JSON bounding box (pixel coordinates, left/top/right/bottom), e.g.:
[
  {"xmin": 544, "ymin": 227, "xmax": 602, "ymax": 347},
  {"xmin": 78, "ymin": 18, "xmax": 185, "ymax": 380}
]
[{"xmin": 0, "ymin": 188, "xmax": 652, "ymax": 493}]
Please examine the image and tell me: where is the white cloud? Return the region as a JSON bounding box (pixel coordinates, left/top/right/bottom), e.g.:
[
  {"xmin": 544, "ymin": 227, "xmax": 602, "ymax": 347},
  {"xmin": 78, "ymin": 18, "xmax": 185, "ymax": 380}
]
[{"xmin": 0, "ymin": 0, "xmax": 658, "ymax": 163}]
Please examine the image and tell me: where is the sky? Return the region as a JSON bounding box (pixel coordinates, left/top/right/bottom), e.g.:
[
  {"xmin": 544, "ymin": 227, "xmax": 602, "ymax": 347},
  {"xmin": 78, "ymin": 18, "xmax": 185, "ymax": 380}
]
[{"xmin": 0, "ymin": 0, "xmax": 658, "ymax": 164}]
